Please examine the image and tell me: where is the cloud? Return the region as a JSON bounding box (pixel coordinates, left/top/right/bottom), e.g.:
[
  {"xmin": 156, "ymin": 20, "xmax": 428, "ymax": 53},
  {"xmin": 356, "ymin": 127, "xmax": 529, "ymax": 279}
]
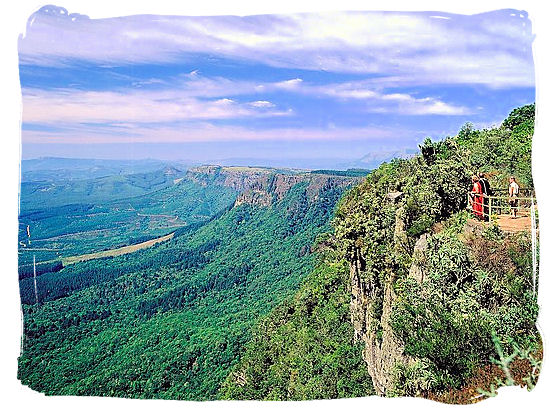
[
  {"xmin": 248, "ymin": 100, "xmax": 276, "ymax": 108},
  {"xmin": 273, "ymin": 78, "xmax": 303, "ymax": 90},
  {"xmin": 21, "ymin": 88, "xmax": 290, "ymax": 125},
  {"xmin": 262, "ymin": 78, "xmax": 472, "ymax": 115},
  {"xmin": 19, "ymin": 7, "xmax": 534, "ymax": 88},
  {"xmin": 21, "ymin": 69, "xmax": 471, "ymax": 138},
  {"xmin": 182, "ymin": 73, "xmax": 472, "ymax": 115},
  {"xmin": 21, "ymin": 121, "xmax": 413, "ymax": 144},
  {"xmin": 335, "ymin": 89, "xmax": 472, "ymax": 115}
]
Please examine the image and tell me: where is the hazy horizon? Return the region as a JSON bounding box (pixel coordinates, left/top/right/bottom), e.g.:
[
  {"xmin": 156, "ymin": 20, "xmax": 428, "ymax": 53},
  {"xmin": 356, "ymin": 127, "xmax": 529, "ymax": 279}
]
[
  {"xmin": 21, "ymin": 149, "xmax": 418, "ymax": 171},
  {"xmin": 21, "ymin": 140, "xmax": 421, "ymax": 170}
]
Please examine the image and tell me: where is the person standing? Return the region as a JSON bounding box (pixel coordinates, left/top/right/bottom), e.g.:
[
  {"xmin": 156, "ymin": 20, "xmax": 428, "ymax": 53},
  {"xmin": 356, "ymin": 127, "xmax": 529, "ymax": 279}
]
[
  {"xmin": 478, "ymin": 173, "xmax": 492, "ymax": 220},
  {"xmin": 508, "ymin": 176, "xmax": 520, "ymax": 218},
  {"xmin": 471, "ymin": 175, "xmax": 484, "ymax": 220}
]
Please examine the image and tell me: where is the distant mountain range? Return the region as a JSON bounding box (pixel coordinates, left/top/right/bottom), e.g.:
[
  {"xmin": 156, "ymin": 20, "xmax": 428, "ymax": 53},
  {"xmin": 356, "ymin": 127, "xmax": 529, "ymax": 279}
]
[
  {"xmin": 209, "ymin": 148, "xmax": 418, "ymax": 170},
  {"xmin": 21, "ymin": 147, "xmax": 418, "ymax": 182},
  {"xmin": 20, "ymin": 157, "xmax": 188, "ymax": 182}
]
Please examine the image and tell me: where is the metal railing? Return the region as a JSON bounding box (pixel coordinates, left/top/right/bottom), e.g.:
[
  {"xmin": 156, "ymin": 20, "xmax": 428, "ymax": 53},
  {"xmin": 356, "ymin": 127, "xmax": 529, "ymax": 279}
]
[
  {"xmin": 466, "ymin": 188, "xmax": 538, "ymax": 293},
  {"xmin": 466, "ymin": 190, "xmax": 536, "ymax": 219}
]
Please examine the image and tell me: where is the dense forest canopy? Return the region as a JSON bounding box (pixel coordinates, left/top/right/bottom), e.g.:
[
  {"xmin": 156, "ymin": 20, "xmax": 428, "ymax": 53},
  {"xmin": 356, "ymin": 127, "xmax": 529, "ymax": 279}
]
[{"xmin": 18, "ymin": 169, "xmax": 357, "ymax": 399}]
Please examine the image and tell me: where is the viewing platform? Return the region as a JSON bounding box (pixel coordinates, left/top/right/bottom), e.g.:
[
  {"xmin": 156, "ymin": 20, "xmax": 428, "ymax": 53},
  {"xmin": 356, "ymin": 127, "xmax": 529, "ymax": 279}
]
[{"xmin": 467, "ymin": 189, "xmax": 537, "ymax": 234}]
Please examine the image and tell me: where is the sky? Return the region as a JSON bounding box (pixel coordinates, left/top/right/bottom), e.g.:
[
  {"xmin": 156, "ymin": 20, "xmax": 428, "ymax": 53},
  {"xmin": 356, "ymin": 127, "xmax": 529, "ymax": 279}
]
[{"xmin": 18, "ymin": 5, "xmax": 536, "ymax": 169}]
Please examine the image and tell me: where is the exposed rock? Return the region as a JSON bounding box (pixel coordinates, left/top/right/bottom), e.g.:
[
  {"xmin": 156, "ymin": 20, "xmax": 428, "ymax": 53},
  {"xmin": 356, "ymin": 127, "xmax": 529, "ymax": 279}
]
[
  {"xmin": 386, "ymin": 191, "xmax": 404, "ymax": 202},
  {"xmin": 350, "ymin": 255, "xmax": 413, "ymax": 395},
  {"xmin": 234, "ymin": 190, "xmax": 271, "ymax": 207},
  {"xmin": 184, "ymin": 165, "xmax": 270, "ymax": 190},
  {"xmin": 463, "ymin": 218, "xmax": 487, "ymax": 237},
  {"xmin": 393, "ymin": 206, "xmax": 413, "ymax": 259},
  {"xmin": 409, "ymin": 233, "xmax": 429, "ymax": 284},
  {"xmin": 185, "ymin": 165, "xmax": 358, "ymax": 207},
  {"xmin": 350, "ymin": 205, "xmax": 430, "ymax": 396}
]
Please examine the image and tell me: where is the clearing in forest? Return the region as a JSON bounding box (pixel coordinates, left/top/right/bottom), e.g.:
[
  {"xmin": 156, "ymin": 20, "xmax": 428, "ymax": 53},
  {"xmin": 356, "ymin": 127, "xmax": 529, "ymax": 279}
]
[{"xmin": 62, "ymin": 232, "xmax": 174, "ymax": 266}]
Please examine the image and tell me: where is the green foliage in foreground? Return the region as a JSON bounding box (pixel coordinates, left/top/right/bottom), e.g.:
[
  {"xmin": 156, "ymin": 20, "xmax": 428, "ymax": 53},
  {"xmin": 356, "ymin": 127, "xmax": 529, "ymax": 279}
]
[
  {"xmin": 327, "ymin": 103, "xmax": 538, "ymax": 396},
  {"xmin": 221, "ymin": 256, "xmax": 373, "ymax": 400},
  {"xmin": 390, "ymin": 214, "xmax": 539, "ymax": 394},
  {"xmin": 456, "ymin": 103, "xmax": 535, "ymax": 187}
]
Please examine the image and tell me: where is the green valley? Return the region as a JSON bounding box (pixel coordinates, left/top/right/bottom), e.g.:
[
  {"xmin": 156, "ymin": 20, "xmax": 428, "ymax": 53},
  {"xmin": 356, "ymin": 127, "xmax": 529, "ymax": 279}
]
[{"xmin": 18, "ymin": 165, "xmax": 360, "ymax": 399}]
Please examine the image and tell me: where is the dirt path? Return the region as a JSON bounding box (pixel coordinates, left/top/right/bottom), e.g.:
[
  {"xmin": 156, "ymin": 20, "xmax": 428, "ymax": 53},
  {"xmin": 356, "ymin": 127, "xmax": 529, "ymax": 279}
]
[
  {"xmin": 19, "ymin": 248, "xmax": 58, "ymax": 251},
  {"xmin": 29, "ymin": 228, "xmax": 114, "ymax": 242},
  {"xmin": 469, "ymin": 211, "xmax": 535, "ymax": 234},
  {"xmin": 137, "ymin": 213, "xmax": 178, "ymax": 218},
  {"xmin": 62, "ymin": 232, "xmax": 174, "ymax": 266},
  {"xmin": 496, "ymin": 213, "xmax": 534, "ymax": 233}
]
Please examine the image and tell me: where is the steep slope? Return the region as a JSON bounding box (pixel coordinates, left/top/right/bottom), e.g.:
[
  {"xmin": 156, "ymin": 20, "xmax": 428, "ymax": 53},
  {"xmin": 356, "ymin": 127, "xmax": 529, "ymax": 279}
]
[
  {"xmin": 221, "ymin": 244, "xmax": 374, "ymax": 400},
  {"xmin": 18, "ymin": 168, "xmax": 360, "ymax": 400},
  {"xmin": 222, "ymin": 104, "xmax": 540, "ymax": 401}
]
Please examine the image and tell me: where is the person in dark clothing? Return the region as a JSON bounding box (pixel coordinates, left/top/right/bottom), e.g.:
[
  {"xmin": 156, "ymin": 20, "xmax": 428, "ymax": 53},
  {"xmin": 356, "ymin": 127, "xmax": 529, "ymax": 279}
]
[{"xmin": 478, "ymin": 173, "xmax": 492, "ymax": 220}]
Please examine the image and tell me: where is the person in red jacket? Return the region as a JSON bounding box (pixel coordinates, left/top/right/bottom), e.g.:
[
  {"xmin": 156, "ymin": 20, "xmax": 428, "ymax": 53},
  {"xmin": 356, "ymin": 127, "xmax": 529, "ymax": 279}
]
[{"xmin": 471, "ymin": 175, "xmax": 484, "ymax": 220}]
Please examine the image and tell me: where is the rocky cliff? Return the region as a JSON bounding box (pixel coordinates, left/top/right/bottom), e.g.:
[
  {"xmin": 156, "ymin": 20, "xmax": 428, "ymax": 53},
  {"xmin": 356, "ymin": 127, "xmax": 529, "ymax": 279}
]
[
  {"xmin": 220, "ymin": 104, "xmax": 539, "ymax": 401},
  {"xmin": 349, "ymin": 195, "xmax": 430, "ymax": 395},
  {"xmin": 184, "ymin": 165, "xmax": 360, "ymax": 207}
]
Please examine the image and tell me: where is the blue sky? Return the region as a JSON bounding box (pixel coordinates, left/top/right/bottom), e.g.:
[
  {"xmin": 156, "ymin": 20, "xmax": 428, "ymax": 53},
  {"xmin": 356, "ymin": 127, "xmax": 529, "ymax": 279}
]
[{"xmin": 18, "ymin": 6, "xmax": 535, "ymax": 168}]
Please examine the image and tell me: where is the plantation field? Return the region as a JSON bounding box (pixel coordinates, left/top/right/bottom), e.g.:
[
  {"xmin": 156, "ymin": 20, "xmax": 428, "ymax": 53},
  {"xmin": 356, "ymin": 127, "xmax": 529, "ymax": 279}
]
[
  {"xmin": 62, "ymin": 232, "xmax": 175, "ymax": 266},
  {"xmin": 18, "ymin": 168, "xmax": 237, "ymax": 266}
]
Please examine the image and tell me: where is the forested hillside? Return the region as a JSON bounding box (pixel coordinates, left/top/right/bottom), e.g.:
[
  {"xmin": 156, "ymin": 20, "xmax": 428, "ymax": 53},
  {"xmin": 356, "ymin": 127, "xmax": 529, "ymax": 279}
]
[
  {"xmin": 223, "ymin": 104, "xmax": 541, "ymax": 401},
  {"xmin": 18, "ymin": 174, "xmax": 237, "ymax": 267},
  {"xmin": 20, "ymin": 166, "xmax": 184, "ymax": 209},
  {"xmin": 221, "ymin": 243, "xmax": 374, "ymax": 400},
  {"xmin": 18, "ymin": 168, "xmax": 359, "ymax": 399}
]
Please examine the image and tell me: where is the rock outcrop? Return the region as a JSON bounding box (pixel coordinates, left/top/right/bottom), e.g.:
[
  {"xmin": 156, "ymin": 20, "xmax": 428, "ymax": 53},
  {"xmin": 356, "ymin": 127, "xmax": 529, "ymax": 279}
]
[
  {"xmin": 184, "ymin": 165, "xmax": 358, "ymax": 207},
  {"xmin": 349, "ymin": 199, "xmax": 430, "ymax": 396}
]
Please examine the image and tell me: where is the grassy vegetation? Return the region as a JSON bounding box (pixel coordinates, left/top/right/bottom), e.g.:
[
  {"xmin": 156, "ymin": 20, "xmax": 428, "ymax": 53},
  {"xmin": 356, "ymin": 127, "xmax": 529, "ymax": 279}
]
[
  {"xmin": 389, "ymin": 213, "xmax": 539, "ymax": 395},
  {"xmin": 62, "ymin": 232, "xmax": 175, "ymax": 266},
  {"xmin": 18, "ymin": 177, "xmax": 237, "ymax": 266},
  {"xmin": 20, "ymin": 167, "xmax": 183, "ymax": 209}
]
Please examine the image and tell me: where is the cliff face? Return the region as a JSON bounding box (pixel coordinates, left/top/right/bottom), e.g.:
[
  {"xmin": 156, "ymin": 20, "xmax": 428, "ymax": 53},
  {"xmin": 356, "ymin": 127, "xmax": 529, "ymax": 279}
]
[
  {"xmin": 184, "ymin": 165, "xmax": 273, "ymax": 191},
  {"xmin": 349, "ymin": 200, "xmax": 429, "ymax": 396},
  {"xmin": 347, "ymin": 196, "xmax": 539, "ymax": 398},
  {"xmin": 185, "ymin": 165, "xmax": 358, "ymax": 207}
]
